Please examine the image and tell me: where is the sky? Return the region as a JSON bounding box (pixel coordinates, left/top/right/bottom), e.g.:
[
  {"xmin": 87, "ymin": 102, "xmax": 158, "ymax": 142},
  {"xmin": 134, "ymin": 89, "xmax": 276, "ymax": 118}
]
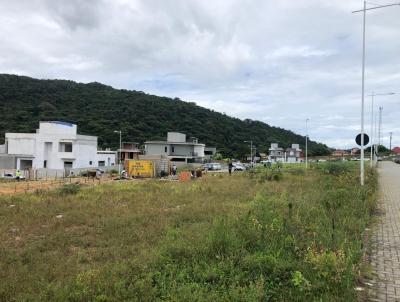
[{"xmin": 0, "ymin": 0, "xmax": 399, "ymax": 148}]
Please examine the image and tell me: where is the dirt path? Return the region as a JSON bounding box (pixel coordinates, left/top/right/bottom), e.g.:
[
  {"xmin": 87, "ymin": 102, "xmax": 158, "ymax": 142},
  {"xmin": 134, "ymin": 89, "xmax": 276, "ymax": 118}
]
[
  {"xmin": 0, "ymin": 177, "xmax": 114, "ymax": 195},
  {"xmin": 367, "ymin": 161, "xmax": 400, "ymax": 301}
]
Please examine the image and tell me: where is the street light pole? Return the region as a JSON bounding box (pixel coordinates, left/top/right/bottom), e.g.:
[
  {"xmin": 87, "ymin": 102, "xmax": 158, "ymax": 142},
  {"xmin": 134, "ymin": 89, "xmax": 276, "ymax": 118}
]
[
  {"xmin": 390, "ymin": 132, "xmax": 393, "ymax": 151},
  {"xmin": 352, "ymin": 1, "xmax": 400, "ymax": 185},
  {"xmin": 367, "ymin": 92, "xmax": 394, "ymax": 167},
  {"xmin": 359, "ymin": 0, "xmax": 366, "ymax": 186},
  {"xmin": 370, "ymin": 92, "xmax": 375, "ymax": 167},
  {"xmin": 114, "ymin": 130, "xmax": 122, "ymax": 176},
  {"xmin": 305, "ymin": 118, "xmax": 309, "ymax": 169},
  {"xmin": 378, "ymin": 106, "xmax": 383, "ymax": 158},
  {"xmin": 244, "ymin": 140, "xmax": 253, "ymax": 166}
]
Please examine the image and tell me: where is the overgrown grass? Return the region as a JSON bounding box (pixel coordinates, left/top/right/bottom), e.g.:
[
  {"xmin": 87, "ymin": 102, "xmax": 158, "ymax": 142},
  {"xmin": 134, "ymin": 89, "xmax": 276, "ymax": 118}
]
[{"xmin": 0, "ymin": 163, "xmax": 377, "ymax": 301}]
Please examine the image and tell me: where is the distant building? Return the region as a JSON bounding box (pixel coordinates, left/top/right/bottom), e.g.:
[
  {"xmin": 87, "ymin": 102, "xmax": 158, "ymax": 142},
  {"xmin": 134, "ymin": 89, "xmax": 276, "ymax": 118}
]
[
  {"xmin": 259, "ymin": 153, "xmax": 268, "ymax": 161},
  {"xmin": 351, "ymin": 147, "xmax": 360, "ymax": 155},
  {"xmin": 332, "ymin": 149, "xmax": 350, "ymax": 157},
  {"xmin": 118, "ymin": 142, "xmax": 141, "ymax": 162},
  {"xmin": 204, "ymin": 147, "xmax": 217, "ymax": 161},
  {"xmin": 269, "ymin": 143, "xmax": 284, "ymax": 162},
  {"xmin": 269, "ymin": 143, "xmax": 303, "ymax": 163},
  {"xmin": 144, "ymin": 132, "xmax": 205, "ymax": 163},
  {"xmin": 392, "ymin": 147, "xmax": 400, "ymax": 154},
  {"xmin": 285, "ymin": 144, "xmax": 302, "ymax": 163},
  {"xmin": 0, "ymin": 121, "xmax": 116, "ymax": 170}
]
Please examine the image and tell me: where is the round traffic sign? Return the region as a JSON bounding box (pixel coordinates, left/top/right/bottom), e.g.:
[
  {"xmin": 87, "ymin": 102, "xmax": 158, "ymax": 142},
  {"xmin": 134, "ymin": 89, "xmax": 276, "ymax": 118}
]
[{"xmin": 355, "ymin": 133, "xmax": 370, "ymax": 146}]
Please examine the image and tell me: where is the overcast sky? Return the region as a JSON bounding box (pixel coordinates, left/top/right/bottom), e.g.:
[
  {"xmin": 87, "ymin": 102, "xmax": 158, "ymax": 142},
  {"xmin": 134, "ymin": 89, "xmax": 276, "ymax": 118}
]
[{"xmin": 1, "ymin": 0, "xmax": 399, "ymax": 148}]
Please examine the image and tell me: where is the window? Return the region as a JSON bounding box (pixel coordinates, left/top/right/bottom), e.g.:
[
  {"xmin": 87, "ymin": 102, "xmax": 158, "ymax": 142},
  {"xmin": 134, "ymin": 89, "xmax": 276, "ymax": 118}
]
[
  {"xmin": 205, "ymin": 151, "xmax": 213, "ymax": 155},
  {"xmin": 89, "ymin": 161, "xmax": 93, "ymax": 165},
  {"xmin": 98, "ymin": 161, "xmax": 105, "ymax": 167},
  {"xmin": 64, "ymin": 161, "xmax": 73, "ymax": 168},
  {"xmin": 59, "ymin": 142, "xmax": 73, "ymax": 152},
  {"xmin": 164, "ymin": 146, "xmax": 168, "ymax": 152},
  {"xmin": 172, "ymin": 146, "xmax": 175, "ymax": 153},
  {"xmin": 44, "ymin": 160, "xmax": 47, "ymax": 168}
]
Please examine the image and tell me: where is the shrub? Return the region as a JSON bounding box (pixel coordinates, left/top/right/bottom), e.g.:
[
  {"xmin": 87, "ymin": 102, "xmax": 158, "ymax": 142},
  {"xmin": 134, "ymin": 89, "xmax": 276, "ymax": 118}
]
[{"xmin": 58, "ymin": 183, "xmax": 81, "ymax": 195}]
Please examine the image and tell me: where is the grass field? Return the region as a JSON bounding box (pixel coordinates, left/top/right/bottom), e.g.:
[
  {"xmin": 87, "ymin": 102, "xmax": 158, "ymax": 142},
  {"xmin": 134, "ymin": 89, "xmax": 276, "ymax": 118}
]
[{"xmin": 0, "ymin": 163, "xmax": 377, "ymax": 301}]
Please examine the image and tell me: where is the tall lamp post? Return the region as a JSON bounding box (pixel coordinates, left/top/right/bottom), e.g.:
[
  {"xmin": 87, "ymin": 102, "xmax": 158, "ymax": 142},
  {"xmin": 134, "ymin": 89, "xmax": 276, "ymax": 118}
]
[
  {"xmin": 305, "ymin": 118, "xmax": 309, "ymax": 169},
  {"xmin": 367, "ymin": 92, "xmax": 395, "ymax": 167},
  {"xmin": 352, "ymin": 1, "xmax": 400, "ymax": 185},
  {"xmin": 244, "ymin": 140, "xmax": 253, "ymax": 166},
  {"xmin": 377, "ymin": 106, "xmax": 383, "ymax": 159},
  {"xmin": 114, "ymin": 130, "xmax": 122, "ymax": 176}
]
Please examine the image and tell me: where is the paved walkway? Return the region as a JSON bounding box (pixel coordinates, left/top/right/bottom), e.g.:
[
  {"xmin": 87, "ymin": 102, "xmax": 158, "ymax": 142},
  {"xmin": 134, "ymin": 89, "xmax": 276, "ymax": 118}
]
[{"xmin": 367, "ymin": 161, "xmax": 400, "ymax": 301}]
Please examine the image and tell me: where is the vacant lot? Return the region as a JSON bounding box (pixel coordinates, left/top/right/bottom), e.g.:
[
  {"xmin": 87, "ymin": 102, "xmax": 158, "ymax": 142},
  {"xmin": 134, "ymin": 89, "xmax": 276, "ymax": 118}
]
[{"xmin": 0, "ymin": 163, "xmax": 377, "ymax": 301}]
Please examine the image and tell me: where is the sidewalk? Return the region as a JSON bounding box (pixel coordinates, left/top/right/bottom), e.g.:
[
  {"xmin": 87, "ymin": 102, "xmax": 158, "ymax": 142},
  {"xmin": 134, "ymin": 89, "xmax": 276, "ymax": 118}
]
[{"xmin": 367, "ymin": 161, "xmax": 400, "ymax": 301}]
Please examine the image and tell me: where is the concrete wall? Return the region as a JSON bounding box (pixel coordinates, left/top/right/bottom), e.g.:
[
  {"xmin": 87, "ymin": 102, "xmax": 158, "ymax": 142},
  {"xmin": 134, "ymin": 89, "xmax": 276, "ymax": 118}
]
[
  {"xmin": 96, "ymin": 152, "xmax": 116, "ymax": 166},
  {"xmin": 170, "ymin": 144, "xmax": 194, "ymax": 156},
  {"xmin": 167, "ymin": 132, "xmax": 186, "ymax": 142},
  {"xmin": 193, "ymin": 145, "xmax": 205, "ymax": 157},
  {"xmin": 6, "ymin": 134, "xmax": 36, "ymax": 155},
  {"xmin": 0, "ymin": 155, "xmax": 17, "ymax": 169},
  {"xmin": 146, "ymin": 144, "xmax": 169, "ymax": 156}
]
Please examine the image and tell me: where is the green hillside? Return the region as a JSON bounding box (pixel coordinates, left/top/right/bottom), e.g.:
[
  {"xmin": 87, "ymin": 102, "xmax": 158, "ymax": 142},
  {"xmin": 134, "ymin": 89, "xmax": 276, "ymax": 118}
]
[{"xmin": 0, "ymin": 74, "xmax": 330, "ymax": 157}]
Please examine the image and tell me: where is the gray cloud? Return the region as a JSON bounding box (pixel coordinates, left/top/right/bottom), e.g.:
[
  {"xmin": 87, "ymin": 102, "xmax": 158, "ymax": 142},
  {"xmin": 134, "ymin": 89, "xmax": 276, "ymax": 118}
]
[{"xmin": 0, "ymin": 0, "xmax": 399, "ymax": 148}]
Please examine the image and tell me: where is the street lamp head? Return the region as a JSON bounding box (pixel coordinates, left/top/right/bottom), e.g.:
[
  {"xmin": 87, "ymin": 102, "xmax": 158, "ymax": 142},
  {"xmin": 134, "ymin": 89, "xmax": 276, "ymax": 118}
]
[{"xmin": 114, "ymin": 130, "xmax": 121, "ymax": 133}]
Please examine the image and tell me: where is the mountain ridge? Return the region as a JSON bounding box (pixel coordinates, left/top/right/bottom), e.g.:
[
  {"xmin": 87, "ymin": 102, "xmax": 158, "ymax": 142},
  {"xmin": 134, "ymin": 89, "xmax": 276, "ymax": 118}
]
[{"xmin": 0, "ymin": 74, "xmax": 330, "ymax": 157}]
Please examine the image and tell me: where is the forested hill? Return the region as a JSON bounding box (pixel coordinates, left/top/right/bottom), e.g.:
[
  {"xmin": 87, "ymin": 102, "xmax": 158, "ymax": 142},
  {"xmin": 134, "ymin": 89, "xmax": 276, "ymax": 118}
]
[{"xmin": 0, "ymin": 74, "xmax": 330, "ymax": 157}]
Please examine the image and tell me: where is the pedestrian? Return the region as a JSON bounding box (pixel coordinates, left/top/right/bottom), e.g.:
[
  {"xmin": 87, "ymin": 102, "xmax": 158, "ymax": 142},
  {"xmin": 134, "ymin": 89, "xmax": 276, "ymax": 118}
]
[
  {"xmin": 172, "ymin": 164, "xmax": 177, "ymax": 176},
  {"xmin": 228, "ymin": 161, "xmax": 233, "ymax": 176},
  {"xmin": 15, "ymin": 170, "xmax": 21, "ymax": 182}
]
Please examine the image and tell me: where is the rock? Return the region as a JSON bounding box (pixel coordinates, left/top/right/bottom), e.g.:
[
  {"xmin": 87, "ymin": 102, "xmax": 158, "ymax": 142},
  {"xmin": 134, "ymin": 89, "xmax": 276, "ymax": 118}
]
[
  {"xmin": 9, "ymin": 205, "xmax": 16, "ymax": 208},
  {"xmin": 56, "ymin": 215, "xmax": 63, "ymax": 219},
  {"xmin": 10, "ymin": 228, "xmax": 19, "ymax": 233}
]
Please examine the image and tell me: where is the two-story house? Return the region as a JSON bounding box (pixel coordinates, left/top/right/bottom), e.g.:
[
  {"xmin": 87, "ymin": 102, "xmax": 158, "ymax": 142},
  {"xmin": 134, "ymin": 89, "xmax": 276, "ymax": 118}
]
[
  {"xmin": 144, "ymin": 132, "xmax": 205, "ymax": 163},
  {"xmin": 0, "ymin": 121, "xmax": 116, "ymax": 170},
  {"xmin": 269, "ymin": 143, "xmax": 285, "ymax": 162}
]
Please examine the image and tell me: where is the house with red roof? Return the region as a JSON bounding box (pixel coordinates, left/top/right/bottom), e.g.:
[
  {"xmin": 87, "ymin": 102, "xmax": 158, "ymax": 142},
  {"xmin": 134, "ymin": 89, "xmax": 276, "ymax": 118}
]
[{"xmin": 392, "ymin": 147, "xmax": 400, "ymax": 154}]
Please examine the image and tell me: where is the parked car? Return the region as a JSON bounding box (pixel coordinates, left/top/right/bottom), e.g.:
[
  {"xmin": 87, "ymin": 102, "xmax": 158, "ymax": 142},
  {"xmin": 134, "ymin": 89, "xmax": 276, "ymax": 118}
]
[
  {"xmin": 2, "ymin": 173, "xmax": 15, "ymax": 179},
  {"xmin": 1, "ymin": 173, "xmax": 25, "ymax": 180},
  {"xmin": 232, "ymin": 162, "xmax": 245, "ymax": 171},
  {"xmin": 203, "ymin": 163, "xmax": 222, "ymax": 171}
]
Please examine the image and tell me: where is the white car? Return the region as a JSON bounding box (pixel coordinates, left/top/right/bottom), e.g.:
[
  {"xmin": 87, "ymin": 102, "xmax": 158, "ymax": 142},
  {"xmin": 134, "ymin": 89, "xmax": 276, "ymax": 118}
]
[
  {"xmin": 203, "ymin": 163, "xmax": 222, "ymax": 171},
  {"xmin": 1, "ymin": 173, "xmax": 25, "ymax": 180},
  {"xmin": 232, "ymin": 163, "xmax": 245, "ymax": 171}
]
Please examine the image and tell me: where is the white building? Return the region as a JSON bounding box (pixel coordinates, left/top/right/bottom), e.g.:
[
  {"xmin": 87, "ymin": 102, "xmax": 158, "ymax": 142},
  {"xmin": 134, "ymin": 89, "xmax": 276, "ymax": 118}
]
[
  {"xmin": 269, "ymin": 143, "xmax": 285, "ymax": 162},
  {"xmin": 0, "ymin": 121, "xmax": 116, "ymax": 170},
  {"xmin": 144, "ymin": 132, "xmax": 205, "ymax": 163},
  {"xmin": 268, "ymin": 143, "xmax": 303, "ymax": 163},
  {"xmin": 285, "ymin": 144, "xmax": 302, "ymax": 163}
]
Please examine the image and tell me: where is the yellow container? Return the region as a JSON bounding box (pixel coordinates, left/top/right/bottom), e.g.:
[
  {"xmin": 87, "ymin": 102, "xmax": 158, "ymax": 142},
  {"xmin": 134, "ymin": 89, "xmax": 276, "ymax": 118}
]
[{"xmin": 125, "ymin": 160, "xmax": 154, "ymax": 178}]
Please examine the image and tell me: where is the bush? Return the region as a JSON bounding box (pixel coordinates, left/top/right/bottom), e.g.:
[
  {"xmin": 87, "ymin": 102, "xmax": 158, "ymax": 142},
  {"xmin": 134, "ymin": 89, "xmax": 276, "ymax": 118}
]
[
  {"xmin": 58, "ymin": 183, "xmax": 81, "ymax": 195},
  {"xmin": 317, "ymin": 162, "xmax": 351, "ymax": 176}
]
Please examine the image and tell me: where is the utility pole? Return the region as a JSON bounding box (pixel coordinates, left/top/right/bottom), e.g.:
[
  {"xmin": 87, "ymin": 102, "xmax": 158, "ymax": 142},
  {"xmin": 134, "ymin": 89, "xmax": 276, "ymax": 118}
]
[
  {"xmin": 377, "ymin": 106, "xmax": 383, "ymax": 158},
  {"xmin": 390, "ymin": 132, "xmax": 393, "ymax": 151},
  {"xmin": 114, "ymin": 130, "xmax": 122, "ymax": 177},
  {"xmin": 352, "ymin": 1, "xmax": 400, "ymax": 185},
  {"xmin": 370, "ymin": 92, "xmax": 375, "ymax": 167},
  {"xmin": 244, "ymin": 140, "xmax": 253, "ymax": 166},
  {"xmin": 367, "ymin": 92, "xmax": 394, "ymax": 167}
]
